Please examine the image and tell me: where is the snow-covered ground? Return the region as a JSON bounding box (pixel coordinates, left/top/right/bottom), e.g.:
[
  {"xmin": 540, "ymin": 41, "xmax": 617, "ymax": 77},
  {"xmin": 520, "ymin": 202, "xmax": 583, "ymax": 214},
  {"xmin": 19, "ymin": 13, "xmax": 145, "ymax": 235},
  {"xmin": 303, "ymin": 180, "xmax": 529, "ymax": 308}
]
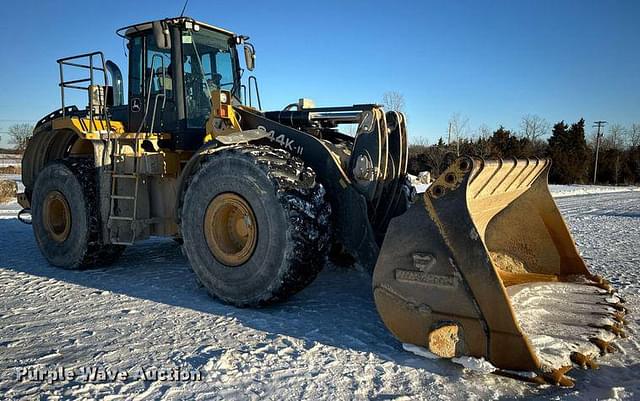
[
  {"xmin": 409, "ymin": 174, "xmax": 640, "ymax": 198},
  {"xmin": 0, "ymin": 154, "xmax": 21, "ymax": 168},
  {"xmin": 0, "ymin": 189, "xmax": 638, "ymax": 400},
  {"xmin": 550, "ymin": 185, "xmax": 640, "ymax": 198}
]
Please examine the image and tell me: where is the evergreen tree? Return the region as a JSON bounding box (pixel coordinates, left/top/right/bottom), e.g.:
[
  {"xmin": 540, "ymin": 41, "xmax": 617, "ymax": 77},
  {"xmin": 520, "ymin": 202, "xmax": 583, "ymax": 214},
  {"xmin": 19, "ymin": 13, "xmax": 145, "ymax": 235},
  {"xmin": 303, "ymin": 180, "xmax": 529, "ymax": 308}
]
[
  {"xmin": 489, "ymin": 126, "xmax": 530, "ymax": 158},
  {"xmin": 547, "ymin": 119, "xmax": 590, "ymax": 184}
]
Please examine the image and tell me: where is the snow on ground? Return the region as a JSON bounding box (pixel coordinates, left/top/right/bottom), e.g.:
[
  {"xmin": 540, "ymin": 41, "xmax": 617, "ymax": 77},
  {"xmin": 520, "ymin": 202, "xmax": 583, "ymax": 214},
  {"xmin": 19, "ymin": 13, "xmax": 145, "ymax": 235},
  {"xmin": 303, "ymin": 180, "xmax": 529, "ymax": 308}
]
[
  {"xmin": 0, "ymin": 154, "xmax": 21, "ymax": 168},
  {"xmin": 0, "ymin": 190, "xmax": 639, "ymax": 400},
  {"xmin": 410, "ymin": 177, "xmax": 640, "ymax": 198},
  {"xmin": 550, "ymin": 185, "xmax": 640, "ymax": 198}
]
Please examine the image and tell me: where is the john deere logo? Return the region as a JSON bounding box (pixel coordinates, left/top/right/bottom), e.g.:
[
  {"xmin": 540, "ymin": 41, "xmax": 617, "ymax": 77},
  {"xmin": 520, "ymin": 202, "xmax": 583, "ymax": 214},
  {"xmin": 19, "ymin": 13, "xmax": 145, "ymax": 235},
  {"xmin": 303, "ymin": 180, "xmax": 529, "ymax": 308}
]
[{"xmin": 131, "ymin": 98, "xmax": 142, "ymax": 113}]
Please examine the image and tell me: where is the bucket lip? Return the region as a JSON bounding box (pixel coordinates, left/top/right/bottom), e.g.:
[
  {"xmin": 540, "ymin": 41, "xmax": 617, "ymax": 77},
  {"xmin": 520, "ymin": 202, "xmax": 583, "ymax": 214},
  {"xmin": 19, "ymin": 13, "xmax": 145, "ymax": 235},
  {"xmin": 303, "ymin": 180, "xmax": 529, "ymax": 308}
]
[
  {"xmin": 425, "ymin": 157, "xmax": 552, "ymax": 203},
  {"xmin": 468, "ymin": 158, "xmax": 551, "ymax": 188}
]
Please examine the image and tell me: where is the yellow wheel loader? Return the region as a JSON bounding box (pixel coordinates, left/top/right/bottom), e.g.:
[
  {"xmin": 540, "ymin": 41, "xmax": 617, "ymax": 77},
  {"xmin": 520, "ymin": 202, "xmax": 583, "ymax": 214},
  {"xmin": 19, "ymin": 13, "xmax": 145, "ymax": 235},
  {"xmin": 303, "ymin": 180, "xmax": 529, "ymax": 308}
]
[{"xmin": 19, "ymin": 17, "xmax": 627, "ymax": 386}]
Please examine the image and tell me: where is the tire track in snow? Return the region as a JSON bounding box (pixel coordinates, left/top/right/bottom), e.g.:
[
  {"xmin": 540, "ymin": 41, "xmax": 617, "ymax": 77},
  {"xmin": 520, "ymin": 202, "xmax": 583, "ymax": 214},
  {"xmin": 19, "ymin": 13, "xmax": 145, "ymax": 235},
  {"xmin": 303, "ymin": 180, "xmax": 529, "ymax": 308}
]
[{"xmin": 0, "ymin": 191, "xmax": 638, "ymax": 400}]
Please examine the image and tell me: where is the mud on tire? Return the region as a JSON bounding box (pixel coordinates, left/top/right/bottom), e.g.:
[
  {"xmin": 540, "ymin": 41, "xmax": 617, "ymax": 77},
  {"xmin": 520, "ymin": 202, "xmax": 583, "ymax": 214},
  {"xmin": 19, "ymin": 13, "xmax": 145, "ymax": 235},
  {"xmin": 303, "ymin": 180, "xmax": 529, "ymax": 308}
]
[
  {"xmin": 180, "ymin": 145, "xmax": 331, "ymax": 306},
  {"xmin": 31, "ymin": 158, "xmax": 125, "ymax": 269}
]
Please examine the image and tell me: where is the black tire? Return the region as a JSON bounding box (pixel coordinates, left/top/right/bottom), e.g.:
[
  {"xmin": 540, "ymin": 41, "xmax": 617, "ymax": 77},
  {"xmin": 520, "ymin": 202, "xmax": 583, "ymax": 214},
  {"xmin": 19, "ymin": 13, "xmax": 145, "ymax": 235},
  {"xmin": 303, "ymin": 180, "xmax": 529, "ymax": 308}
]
[
  {"xmin": 31, "ymin": 159, "xmax": 125, "ymax": 269},
  {"xmin": 180, "ymin": 145, "xmax": 331, "ymax": 306}
]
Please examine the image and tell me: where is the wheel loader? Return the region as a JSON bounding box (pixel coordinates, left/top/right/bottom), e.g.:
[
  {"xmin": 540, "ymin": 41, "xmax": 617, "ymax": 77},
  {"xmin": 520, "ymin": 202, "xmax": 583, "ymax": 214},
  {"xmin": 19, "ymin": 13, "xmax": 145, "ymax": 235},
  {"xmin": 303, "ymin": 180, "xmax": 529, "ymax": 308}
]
[{"xmin": 19, "ymin": 17, "xmax": 627, "ymax": 386}]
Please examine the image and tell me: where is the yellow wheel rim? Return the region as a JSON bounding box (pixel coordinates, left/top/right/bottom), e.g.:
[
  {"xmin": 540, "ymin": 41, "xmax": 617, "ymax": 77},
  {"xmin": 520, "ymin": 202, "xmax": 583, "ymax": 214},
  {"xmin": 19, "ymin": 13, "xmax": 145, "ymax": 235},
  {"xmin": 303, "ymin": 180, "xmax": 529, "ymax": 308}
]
[
  {"xmin": 43, "ymin": 190, "xmax": 71, "ymax": 243},
  {"xmin": 204, "ymin": 193, "xmax": 258, "ymax": 266}
]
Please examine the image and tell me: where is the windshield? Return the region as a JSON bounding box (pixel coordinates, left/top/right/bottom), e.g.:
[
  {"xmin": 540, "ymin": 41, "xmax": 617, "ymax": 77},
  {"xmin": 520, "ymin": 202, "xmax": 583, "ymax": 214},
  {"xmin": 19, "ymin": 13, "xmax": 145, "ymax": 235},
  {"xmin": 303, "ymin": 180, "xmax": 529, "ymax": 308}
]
[{"xmin": 182, "ymin": 28, "xmax": 238, "ymax": 128}]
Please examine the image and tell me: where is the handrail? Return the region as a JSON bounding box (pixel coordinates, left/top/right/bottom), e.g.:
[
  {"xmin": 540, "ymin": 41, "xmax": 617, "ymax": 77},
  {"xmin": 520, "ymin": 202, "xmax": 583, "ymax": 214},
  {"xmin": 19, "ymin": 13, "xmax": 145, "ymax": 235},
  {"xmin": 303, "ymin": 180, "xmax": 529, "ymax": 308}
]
[
  {"xmin": 247, "ymin": 75, "xmax": 262, "ymax": 110},
  {"xmin": 57, "ymin": 51, "xmax": 111, "ymax": 126},
  {"xmin": 57, "ymin": 51, "xmax": 111, "ymax": 134},
  {"xmin": 241, "ymin": 84, "xmax": 247, "ymax": 106}
]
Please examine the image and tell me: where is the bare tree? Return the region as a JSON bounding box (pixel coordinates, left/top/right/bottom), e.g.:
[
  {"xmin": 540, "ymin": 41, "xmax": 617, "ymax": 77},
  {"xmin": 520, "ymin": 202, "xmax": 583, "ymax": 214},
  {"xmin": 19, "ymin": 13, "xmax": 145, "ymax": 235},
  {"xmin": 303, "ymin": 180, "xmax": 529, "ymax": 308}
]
[
  {"xmin": 448, "ymin": 113, "xmax": 469, "ymax": 142},
  {"xmin": 630, "ymin": 123, "xmax": 640, "ymax": 147},
  {"xmin": 420, "ymin": 145, "xmax": 456, "ymax": 177},
  {"xmin": 473, "ymin": 124, "xmax": 492, "ymax": 158},
  {"xmin": 601, "ymin": 123, "xmax": 627, "ymax": 185},
  {"xmin": 604, "ymin": 123, "xmax": 626, "ymax": 150},
  {"xmin": 382, "ymin": 91, "xmax": 406, "ymax": 113},
  {"xmin": 475, "ymin": 123, "xmax": 492, "ymax": 140},
  {"xmin": 8, "ymin": 123, "xmax": 33, "ymax": 152},
  {"xmin": 448, "ymin": 113, "xmax": 469, "ymax": 156},
  {"xmin": 519, "ymin": 114, "xmax": 549, "ymax": 141}
]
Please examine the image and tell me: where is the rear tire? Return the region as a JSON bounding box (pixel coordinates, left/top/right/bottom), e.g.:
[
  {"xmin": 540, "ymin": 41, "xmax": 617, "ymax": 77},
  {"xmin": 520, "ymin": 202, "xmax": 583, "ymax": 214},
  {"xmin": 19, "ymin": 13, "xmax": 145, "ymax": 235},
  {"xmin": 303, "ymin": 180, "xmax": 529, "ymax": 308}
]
[
  {"xmin": 31, "ymin": 159, "xmax": 125, "ymax": 269},
  {"xmin": 180, "ymin": 145, "xmax": 331, "ymax": 306}
]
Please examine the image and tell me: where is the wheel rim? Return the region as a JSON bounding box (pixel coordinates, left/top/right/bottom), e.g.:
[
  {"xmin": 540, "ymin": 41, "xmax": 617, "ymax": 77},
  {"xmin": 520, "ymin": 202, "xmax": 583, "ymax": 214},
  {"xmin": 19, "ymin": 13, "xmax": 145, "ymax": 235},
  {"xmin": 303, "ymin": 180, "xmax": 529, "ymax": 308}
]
[
  {"xmin": 204, "ymin": 193, "xmax": 258, "ymax": 266},
  {"xmin": 43, "ymin": 190, "xmax": 71, "ymax": 243}
]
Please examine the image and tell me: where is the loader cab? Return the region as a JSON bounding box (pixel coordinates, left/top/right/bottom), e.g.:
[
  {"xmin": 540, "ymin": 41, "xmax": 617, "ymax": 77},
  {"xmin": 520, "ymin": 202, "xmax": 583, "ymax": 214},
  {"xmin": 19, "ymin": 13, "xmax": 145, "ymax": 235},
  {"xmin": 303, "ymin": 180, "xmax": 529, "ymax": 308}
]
[{"xmin": 118, "ymin": 17, "xmax": 247, "ymax": 150}]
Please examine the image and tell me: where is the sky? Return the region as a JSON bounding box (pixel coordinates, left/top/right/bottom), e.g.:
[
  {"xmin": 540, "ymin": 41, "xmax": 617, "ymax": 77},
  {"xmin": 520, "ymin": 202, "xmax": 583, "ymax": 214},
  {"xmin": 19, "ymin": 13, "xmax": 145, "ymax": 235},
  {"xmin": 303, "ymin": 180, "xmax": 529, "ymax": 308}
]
[{"xmin": 0, "ymin": 0, "xmax": 638, "ymax": 146}]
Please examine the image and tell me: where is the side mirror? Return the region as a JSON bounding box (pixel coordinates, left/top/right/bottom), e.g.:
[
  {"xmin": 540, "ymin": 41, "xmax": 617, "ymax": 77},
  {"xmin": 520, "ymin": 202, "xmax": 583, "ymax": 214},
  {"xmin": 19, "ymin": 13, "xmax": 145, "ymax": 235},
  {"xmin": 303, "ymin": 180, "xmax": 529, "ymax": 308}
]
[
  {"xmin": 244, "ymin": 44, "xmax": 255, "ymax": 71},
  {"xmin": 152, "ymin": 21, "xmax": 171, "ymax": 50}
]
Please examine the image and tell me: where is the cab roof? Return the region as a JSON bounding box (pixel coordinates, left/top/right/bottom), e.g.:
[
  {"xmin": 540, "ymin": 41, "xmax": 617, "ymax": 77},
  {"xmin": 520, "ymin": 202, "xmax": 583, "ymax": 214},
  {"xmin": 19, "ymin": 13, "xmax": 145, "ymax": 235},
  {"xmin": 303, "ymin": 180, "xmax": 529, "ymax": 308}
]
[{"xmin": 116, "ymin": 16, "xmax": 235, "ymax": 39}]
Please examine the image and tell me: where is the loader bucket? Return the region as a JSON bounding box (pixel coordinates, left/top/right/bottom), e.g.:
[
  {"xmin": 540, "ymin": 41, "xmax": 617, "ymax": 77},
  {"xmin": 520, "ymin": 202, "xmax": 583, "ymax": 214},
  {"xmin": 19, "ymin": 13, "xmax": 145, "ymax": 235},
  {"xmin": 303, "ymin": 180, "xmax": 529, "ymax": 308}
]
[{"xmin": 373, "ymin": 157, "xmax": 627, "ymax": 384}]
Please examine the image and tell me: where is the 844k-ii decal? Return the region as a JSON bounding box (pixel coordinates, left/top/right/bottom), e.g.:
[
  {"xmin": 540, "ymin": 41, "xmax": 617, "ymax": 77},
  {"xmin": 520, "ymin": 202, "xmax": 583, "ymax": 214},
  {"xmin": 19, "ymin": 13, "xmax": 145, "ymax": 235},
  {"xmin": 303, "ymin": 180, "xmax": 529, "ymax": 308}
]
[{"xmin": 259, "ymin": 125, "xmax": 304, "ymax": 156}]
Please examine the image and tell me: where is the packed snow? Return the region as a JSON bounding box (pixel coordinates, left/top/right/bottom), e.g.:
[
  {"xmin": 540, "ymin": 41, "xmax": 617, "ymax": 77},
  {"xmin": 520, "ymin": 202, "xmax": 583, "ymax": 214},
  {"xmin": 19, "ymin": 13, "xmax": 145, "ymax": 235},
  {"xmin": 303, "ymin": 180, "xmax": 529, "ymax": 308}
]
[
  {"xmin": 0, "ymin": 154, "xmax": 21, "ymax": 168},
  {"xmin": 0, "ymin": 185, "xmax": 639, "ymax": 400},
  {"xmin": 508, "ymin": 281, "xmax": 621, "ymax": 370},
  {"xmin": 549, "ymin": 185, "xmax": 640, "ymax": 198}
]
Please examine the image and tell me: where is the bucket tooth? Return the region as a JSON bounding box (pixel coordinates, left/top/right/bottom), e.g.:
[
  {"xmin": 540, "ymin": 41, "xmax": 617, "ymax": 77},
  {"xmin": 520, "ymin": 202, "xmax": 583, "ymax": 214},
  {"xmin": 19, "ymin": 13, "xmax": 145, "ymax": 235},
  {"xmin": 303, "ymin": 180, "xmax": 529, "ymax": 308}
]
[
  {"xmin": 570, "ymin": 352, "xmax": 599, "ymax": 369},
  {"xmin": 609, "ymin": 303, "xmax": 627, "ymax": 313},
  {"xmin": 612, "ymin": 311, "xmax": 628, "ymax": 325},
  {"xmin": 590, "ymin": 338, "xmax": 615, "ymax": 354},
  {"xmin": 542, "ymin": 366, "xmax": 575, "ymax": 387},
  {"xmin": 606, "ymin": 324, "xmax": 627, "ymax": 338},
  {"xmin": 592, "ymin": 323, "xmax": 626, "ymax": 337},
  {"xmin": 589, "ymin": 275, "xmax": 613, "ymax": 292}
]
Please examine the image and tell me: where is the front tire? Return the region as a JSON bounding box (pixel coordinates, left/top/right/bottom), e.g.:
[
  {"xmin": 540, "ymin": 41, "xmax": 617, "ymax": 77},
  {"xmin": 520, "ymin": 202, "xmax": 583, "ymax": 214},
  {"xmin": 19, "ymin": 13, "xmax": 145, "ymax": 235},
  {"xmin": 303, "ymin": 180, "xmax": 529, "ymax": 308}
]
[
  {"xmin": 180, "ymin": 145, "xmax": 331, "ymax": 306},
  {"xmin": 31, "ymin": 159, "xmax": 124, "ymax": 269}
]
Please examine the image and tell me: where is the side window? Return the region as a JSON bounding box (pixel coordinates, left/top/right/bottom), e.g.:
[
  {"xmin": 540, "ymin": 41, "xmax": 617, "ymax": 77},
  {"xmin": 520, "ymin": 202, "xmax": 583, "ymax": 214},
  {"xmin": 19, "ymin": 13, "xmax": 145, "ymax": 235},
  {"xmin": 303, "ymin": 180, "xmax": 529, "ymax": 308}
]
[
  {"xmin": 129, "ymin": 36, "xmax": 143, "ymax": 97},
  {"xmin": 214, "ymin": 51, "xmax": 234, "ymax": 89}
]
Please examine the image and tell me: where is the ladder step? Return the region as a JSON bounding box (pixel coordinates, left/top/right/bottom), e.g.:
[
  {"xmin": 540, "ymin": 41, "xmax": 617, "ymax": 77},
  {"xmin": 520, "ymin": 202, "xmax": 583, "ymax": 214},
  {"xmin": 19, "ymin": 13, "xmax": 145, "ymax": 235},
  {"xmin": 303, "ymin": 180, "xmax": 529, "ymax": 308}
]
[
  {"xmin": 111, "ymin": 240, "xmax": 135, "ymax": 246},
  {"xmin": 109, "ymin": 216, "xmax": 134, "ymax": 221},
  {"xmin": 111, "ymin": 195, "xmax": 135, "ymax": 200},
  {"xmin": 108, "ymin": 216, "xmax": 167, "ymax": 224},
  {"xmin": 112, "ymin": 174, "xmax": 137, "ymax": 179}
]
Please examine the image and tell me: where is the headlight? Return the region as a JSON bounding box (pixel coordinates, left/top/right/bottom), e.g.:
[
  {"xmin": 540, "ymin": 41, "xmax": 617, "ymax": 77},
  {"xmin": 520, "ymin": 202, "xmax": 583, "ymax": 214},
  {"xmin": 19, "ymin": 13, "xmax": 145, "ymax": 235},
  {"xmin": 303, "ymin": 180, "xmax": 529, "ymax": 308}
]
[{"xmin": 219, "ymin": 92, "xmax": 228, "ymax": 104}]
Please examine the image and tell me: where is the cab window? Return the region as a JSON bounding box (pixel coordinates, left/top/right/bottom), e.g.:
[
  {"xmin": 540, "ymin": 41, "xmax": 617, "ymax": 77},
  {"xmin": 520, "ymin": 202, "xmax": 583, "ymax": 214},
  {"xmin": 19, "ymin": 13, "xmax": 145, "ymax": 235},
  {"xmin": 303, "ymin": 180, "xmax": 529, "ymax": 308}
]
[
  {"xmin": 147, "ymin": 35, "xmax": 172, "ymax": 96},
  {"xmin": 182, "ymin": 29, "xmax": 237, "ymax": 128}
]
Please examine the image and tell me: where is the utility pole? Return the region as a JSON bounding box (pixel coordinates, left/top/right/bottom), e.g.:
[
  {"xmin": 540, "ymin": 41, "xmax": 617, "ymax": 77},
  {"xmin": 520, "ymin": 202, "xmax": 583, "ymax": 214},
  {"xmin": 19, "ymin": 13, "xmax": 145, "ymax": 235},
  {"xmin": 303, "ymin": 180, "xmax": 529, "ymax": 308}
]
[
  {"xmin": 592, "ymin": 120, "xmax": 607, "ymax": 184},
  {"xmin": 447, "ymin": 122, "xmax": 460, "ymax": 156}
]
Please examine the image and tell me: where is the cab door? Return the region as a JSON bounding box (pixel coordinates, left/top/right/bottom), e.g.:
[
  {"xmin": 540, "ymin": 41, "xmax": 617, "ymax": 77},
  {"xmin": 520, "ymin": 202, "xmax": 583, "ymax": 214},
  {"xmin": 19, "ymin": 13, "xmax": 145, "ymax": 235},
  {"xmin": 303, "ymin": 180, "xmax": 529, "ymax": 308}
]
[
  {"xmin": 128, "ymin": 33, "xmax": 177, "ymax": 134},
  {"xmin": 128, "ymin": 35, "xmax": 145, "ymax": 132}
]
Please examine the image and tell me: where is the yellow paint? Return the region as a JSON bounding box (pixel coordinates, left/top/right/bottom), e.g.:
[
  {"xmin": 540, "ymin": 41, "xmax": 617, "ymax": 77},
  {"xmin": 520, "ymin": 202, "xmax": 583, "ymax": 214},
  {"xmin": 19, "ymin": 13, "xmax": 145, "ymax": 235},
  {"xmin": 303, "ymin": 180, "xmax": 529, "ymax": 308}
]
[
  {"xmin": 50, "ymin": 116, "xmax": 169, "ymax": 142},
  {"xmin": 204, "ymin": 90, "xmax": 241, "ymax": 143},
  {"xmin": 52, "ymin": 116, "xmax": 125, "ymax": 138}
]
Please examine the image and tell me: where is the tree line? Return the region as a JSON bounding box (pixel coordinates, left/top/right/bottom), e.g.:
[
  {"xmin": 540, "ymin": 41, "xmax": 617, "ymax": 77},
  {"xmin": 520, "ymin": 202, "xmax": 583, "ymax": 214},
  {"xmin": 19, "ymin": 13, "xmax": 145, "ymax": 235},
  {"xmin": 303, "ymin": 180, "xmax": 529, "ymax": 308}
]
[
  {"xmin": 4, "ymin": 110, "xmax": 640, "ymax": 185},
  {"xmin": 408, "ymin": 116, "xmax": 640, "ymax": 185}
]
